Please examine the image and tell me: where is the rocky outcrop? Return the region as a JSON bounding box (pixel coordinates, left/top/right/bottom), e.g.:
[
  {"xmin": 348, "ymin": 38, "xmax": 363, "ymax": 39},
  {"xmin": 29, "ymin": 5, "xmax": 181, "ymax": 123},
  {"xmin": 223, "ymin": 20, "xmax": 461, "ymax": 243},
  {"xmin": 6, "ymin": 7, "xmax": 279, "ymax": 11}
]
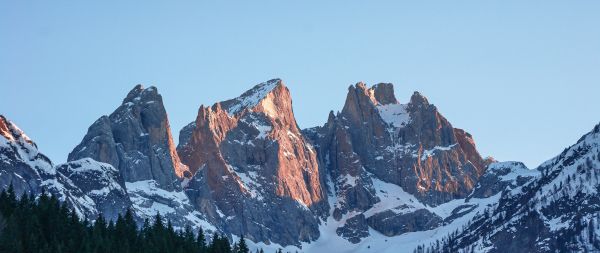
[
  {"xmin": 366, "ymin": 209, "xmax": 442, "ymax": 236},
  {"xmin": 69, "ymin": 85, "xmax": 189, "ymax": 191},
  {"xmin": 178, "ymin": 79, "xmax": 327, "ymax": 246},
  {"xmin": 336, "ymin": 214, "xmax": 369, "ymax": 243}
]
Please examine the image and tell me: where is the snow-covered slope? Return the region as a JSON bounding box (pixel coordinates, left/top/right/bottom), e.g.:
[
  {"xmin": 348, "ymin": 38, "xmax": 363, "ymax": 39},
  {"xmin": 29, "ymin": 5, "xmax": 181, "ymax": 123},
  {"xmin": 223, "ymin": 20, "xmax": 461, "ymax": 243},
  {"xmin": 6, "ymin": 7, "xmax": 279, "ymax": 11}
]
[{"xmin": 422, "ymin": 123, "xmax": 600, "ymax": 253}]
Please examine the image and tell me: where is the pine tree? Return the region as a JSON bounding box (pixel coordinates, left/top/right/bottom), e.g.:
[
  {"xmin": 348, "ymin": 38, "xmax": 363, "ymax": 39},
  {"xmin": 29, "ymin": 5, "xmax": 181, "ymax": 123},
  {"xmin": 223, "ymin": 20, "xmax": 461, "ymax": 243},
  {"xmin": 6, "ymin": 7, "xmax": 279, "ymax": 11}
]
[
  {"xmin": 197, "ymin": 227, "xmax": 207, "ymax": 252},
  {"xmin": 0, "ymin": 188, "xmax": 248, "ymax": 253},
  {"xmin": 237, "ymin": 235, "xmax": 249, "ymax": 253}
]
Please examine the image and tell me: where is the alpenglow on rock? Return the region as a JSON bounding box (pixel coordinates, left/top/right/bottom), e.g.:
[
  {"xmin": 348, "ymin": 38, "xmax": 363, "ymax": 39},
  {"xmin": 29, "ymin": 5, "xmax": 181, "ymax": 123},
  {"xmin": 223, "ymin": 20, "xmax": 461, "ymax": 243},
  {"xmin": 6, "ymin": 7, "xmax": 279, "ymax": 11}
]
[
  {"xmin": 178, "ymin": 79, "xmax": 327, "ymax": 246},
  {"xmin": 69, "ymin": 85, "xmax": 189, "ymax": 191}
]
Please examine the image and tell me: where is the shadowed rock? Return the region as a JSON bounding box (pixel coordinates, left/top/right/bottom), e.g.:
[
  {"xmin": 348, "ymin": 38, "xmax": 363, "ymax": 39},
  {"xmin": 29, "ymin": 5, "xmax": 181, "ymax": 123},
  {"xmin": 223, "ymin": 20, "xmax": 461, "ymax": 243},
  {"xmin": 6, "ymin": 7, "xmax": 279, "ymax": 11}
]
[{"xmin": 69, "ymin": 85, "xmax": 189, "ymax": 191}]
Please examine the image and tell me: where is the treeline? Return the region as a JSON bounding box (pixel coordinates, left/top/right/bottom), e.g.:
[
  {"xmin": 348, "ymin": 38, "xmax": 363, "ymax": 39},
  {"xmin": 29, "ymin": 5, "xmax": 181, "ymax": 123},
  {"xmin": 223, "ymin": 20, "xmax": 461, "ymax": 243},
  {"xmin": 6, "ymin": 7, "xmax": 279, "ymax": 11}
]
[{"xmin": 0, "ymin": 186, "xmax": 281, "ymax": 253}]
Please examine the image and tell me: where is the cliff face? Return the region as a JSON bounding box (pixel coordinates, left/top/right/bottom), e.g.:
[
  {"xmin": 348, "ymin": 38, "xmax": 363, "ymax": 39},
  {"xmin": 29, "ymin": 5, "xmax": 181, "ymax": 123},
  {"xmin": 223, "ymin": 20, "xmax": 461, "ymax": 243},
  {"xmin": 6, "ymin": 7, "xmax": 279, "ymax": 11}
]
[
  {"xmin": 69, "ymin": 85, "xmax": 189, "ymax": 191},
  {"xmin": 178, "ymin": 79, "xmax": 326, "ymax": 246}
]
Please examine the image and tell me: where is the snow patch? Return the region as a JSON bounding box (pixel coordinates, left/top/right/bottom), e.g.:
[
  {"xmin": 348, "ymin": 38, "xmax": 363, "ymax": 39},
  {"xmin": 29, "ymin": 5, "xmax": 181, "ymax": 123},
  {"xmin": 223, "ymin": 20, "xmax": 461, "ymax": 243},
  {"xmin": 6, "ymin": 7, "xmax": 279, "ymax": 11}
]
[
  {"xmin": 376, "ymin": 103, "xmax": 410, "ymax": 128},
  {"xmin": 225, "ymin": 79, "xmax": 280, "ymax": 115}
]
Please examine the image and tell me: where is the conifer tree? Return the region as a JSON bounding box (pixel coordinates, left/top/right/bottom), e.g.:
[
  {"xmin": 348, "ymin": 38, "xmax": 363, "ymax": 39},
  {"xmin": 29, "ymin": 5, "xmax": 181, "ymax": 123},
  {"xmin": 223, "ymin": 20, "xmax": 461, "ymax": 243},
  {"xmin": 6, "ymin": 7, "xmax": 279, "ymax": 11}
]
[{"xmin": 237, "ymin": 235, "xmax": 250, "ymax": 253}]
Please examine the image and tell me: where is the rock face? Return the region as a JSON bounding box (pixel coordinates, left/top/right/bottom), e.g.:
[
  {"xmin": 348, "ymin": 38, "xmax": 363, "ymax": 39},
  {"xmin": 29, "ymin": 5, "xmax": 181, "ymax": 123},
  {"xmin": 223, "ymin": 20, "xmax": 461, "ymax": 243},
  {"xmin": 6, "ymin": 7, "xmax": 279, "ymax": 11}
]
[
  {"xmin": 305, "ymin": 82, "xmax": 487, "ymax": 241},
  {"xmin": 178, "ymin": 79, "xmax": 327, "ymax": 246},
  {"xmin": 69, "ymin": 85, "xmax": 188, "ymax": 191}
]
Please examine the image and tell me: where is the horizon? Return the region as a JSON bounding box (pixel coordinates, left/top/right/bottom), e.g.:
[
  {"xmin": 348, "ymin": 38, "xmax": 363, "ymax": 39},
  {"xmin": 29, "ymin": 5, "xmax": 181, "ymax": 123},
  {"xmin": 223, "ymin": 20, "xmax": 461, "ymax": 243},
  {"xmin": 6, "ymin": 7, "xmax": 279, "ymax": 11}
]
[{"xmin": 2, "ymin": 1, "xmax": 599, "ymax": 169}]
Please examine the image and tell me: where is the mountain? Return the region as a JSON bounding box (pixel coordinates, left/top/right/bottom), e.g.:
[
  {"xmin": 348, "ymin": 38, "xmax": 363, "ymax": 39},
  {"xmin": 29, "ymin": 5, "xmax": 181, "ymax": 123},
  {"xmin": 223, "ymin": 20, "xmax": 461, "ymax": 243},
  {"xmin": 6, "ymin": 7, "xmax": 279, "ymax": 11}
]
[
  {"xmin": 68, "ymin": 85, "xmax": 214, "ymax": 230},
  {"xmin": 425, "ymin": 123, "xmax": 600, "ymax": 253},
  {"xmin": 69, "ymin": 84, "xmax": 189, "ymax": 190},
  {"xmin": 303, "ymin": 82, "xmax": 488, "ymax": 242},
  {"xmin": 0, "ymin": 115, "xmax": 129, "ymax": 221},
  {"xmin": 1, "ymin": 80, "xmax": 598, "ymax": 253},
  {"xmin": 177, "ymin": 79, "xmax": 327, "ymax": 246}
]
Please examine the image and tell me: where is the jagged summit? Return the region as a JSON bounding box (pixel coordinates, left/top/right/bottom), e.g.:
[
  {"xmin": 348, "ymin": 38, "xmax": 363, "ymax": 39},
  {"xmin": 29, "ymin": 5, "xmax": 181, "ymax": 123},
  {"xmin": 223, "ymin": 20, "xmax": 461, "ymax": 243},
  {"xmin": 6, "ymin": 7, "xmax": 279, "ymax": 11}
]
[
  {"xmin": 0, "ymin": 115, "xmax": 34, "ymax": 146},
  {"xmin": 372, "ymin": 83, "xmax": 398, "ymax": 105},
  {"xmin": 69, "ymin": 85, "xmax": 189, "ymax": 190},
  {"xmin": 409, "ymin": 91, "xmax": 429, "ymax": 106},
  {"xmin": 220, "ymin": 78, "xmax": 285, "ymax": 116},
  {"xmin": 177, "ymin": 78, "xmax": 326, "ymax": 246},
  {"xmin": 122, "ymin": 84, "xmax": 160, "ymax": 105}
]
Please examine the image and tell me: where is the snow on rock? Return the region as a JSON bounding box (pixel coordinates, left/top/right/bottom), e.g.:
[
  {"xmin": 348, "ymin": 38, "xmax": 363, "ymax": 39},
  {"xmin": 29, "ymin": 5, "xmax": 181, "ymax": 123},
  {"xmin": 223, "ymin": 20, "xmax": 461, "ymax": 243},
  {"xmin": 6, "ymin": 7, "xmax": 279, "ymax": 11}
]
[
  {"xmin": 419, "ymin": 143, "xmax": 458, "ymax": 161},
  {"xmin": 223, "ymin": 79, "xmax": 281, "ymax": 115},
  {"xmin": 376, "ymin": 103, "xmax": 411, "ymax": 129},
  {"xmin": 126, "ymin": 180, "xmax": 216, "ymax": 232}
]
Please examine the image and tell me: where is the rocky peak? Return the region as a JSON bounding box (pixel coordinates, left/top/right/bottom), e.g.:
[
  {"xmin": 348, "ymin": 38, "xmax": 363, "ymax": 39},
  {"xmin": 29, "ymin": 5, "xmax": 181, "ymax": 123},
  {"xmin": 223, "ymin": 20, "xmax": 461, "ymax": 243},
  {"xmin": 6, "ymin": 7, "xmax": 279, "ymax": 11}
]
[
  {"xmin": 409, "ymin": 91, "xmax": 429, "ymax": 106},
  {"xmin": 0, "ymin": 116, "xmax": 53, "ymax": 196},
  {"xmin": 178, "ymin": 79, "xmax": 326, "ymax": 246},
  {"xmin": 69, "ymin": 85, "xmax": 188, "ymax": 190},
  {"xmin": 319, "ymin": 82, "xmax": 486, "ymax": 206},
  {"xmin": 0, "ymin": 115, "xmax": 34, "ymax": 146},
  {"xmin": 344, "ymin": 82, "xmax": 400, "ymax": 108},
  {"xmin": 372, "ymin": 83, "xmax": 398, "ymax": 105},
  {"xmin": 220, "ymin": 78, "xmax": 286, "ymax": 117},
  {"xmin": 122, "ymin": 84, "xmax": 160, "ymax": 105}
]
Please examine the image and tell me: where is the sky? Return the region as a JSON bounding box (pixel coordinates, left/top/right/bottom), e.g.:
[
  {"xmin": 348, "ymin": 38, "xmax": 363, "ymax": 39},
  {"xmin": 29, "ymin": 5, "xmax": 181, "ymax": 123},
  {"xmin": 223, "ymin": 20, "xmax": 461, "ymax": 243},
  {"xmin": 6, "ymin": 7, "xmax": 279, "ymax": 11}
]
[{"xmin": 1, "ymin": 1, "xmax": 599, "ymax": 168}]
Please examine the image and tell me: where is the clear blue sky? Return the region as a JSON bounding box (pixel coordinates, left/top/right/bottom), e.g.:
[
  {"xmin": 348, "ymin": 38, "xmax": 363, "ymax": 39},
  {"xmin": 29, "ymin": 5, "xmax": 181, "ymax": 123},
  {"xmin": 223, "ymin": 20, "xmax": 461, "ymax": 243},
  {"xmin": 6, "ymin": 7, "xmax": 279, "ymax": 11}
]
[{"xmin": 1, "ymin": 1, "xmax": 599, "ymax": 168}]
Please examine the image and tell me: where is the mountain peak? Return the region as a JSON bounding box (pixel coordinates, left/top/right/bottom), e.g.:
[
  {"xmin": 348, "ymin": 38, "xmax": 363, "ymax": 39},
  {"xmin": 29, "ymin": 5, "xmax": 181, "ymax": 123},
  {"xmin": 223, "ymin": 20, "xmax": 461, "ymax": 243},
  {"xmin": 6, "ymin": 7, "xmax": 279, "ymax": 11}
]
[
  {"xmin": 123, "ymin": 84, "xmax": 160, "ymax": 105},
  {"xmin": 0, "ymin": 115, "xmax": 34, "ymax": 146},
  {"xmin": 70, "ymin": 84, "xmax": 187, "ymax": 190},
  {"xmin": 372, "ymin": 83, "xmax": 398, "ymax": 105},
  {"xmin": 409, "ymin": 91, "xmax": 429, "ymax": 106},
  {"xmin": 220, "ymin": 78, "xmax": 286, "ymax": 116},
  {"xmin": 346, "ymin": 82, "xmax": 399, "ymax": 107}
]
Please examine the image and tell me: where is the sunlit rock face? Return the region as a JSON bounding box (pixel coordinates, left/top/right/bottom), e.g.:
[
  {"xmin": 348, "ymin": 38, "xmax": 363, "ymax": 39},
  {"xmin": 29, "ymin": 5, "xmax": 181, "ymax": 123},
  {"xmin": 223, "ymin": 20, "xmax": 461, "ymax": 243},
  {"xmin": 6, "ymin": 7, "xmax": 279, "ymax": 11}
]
[
  {"xmin": 304, "ymin": 82, "xmax": 487, "ymax": 241},
  {"xmin": 178, "ymin": 79, "xmax": 327, "ymax": 246},
  {"xmin": 69, "ymin": 85, "xmax": 189, "ymax": 191}
]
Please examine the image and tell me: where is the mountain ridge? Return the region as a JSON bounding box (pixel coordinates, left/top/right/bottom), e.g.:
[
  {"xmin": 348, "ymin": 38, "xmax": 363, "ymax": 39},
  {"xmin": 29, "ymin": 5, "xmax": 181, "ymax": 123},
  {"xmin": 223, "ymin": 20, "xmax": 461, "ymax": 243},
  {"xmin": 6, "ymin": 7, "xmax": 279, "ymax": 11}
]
[{"xmin": 1, "ymin": 80, "xmax": 598, "ymax": 253}]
